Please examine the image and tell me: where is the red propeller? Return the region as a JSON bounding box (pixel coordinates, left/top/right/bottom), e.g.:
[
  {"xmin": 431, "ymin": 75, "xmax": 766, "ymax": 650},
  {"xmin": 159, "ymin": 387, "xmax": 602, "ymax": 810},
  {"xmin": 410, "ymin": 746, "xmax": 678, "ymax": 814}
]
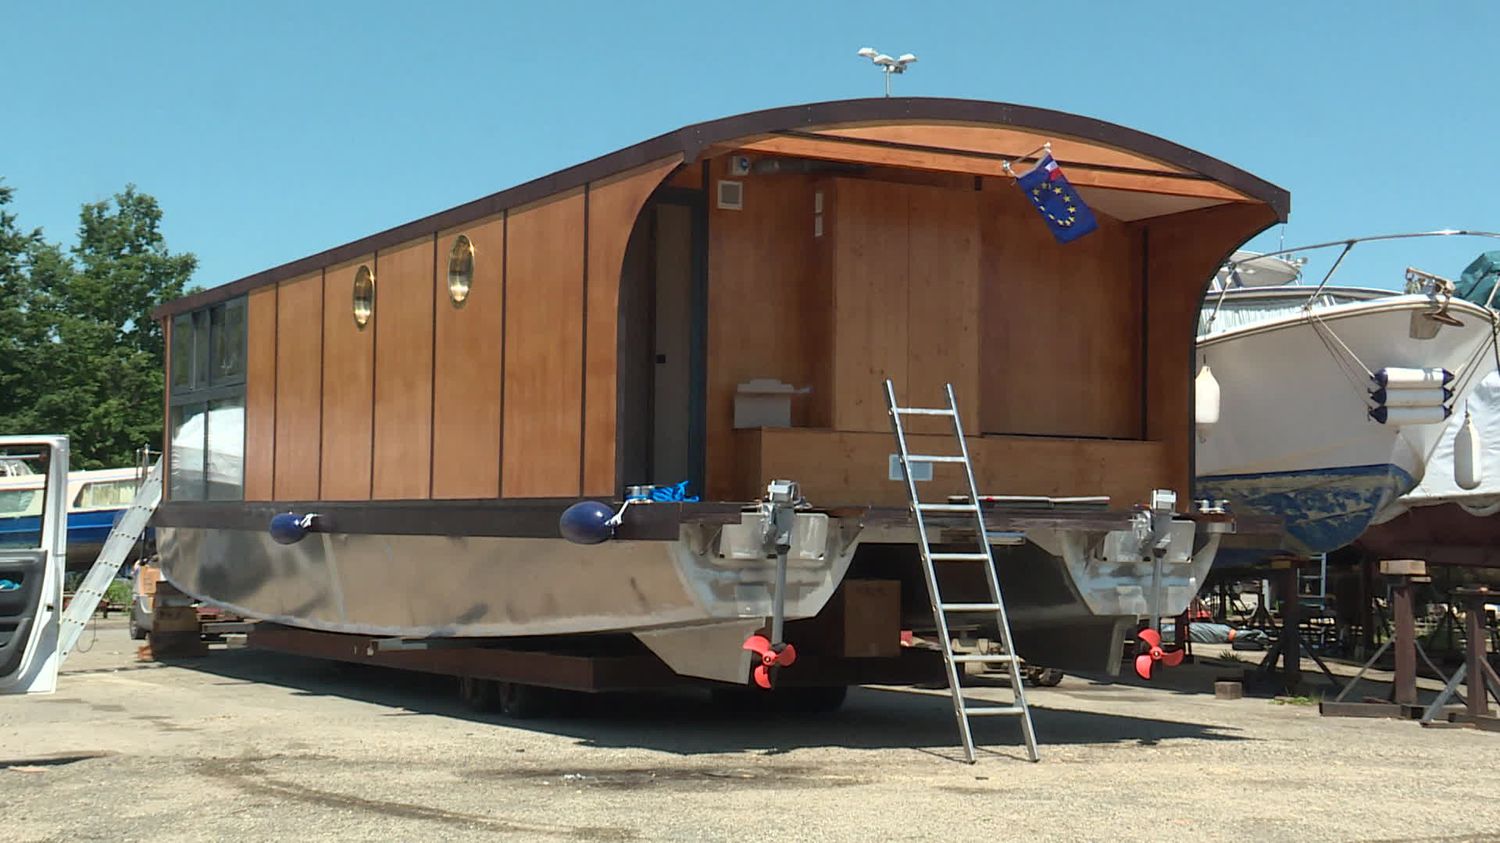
[
  {"xmin": 742, "ymin": 634, "xmax": 798, "ymax": 689},
  {"xmin": 1134, "ymin": 627, "xmax": 1184, "ymax": 680}
]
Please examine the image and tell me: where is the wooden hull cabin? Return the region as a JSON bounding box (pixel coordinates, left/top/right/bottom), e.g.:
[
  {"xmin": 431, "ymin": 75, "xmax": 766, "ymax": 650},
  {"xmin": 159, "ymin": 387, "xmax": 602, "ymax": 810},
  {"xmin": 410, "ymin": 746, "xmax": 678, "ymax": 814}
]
[{"xmin": 153, "ymin": 98, "xmax": 1288, "ymax": 685}]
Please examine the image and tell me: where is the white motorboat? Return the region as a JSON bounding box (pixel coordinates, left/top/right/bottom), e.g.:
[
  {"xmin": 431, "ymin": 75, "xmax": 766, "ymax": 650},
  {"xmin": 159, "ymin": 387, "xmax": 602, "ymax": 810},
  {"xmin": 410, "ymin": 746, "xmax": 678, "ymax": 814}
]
[{"xmin": 1195, "ymin": 233, "xmax": 1500, "ymax": 562}]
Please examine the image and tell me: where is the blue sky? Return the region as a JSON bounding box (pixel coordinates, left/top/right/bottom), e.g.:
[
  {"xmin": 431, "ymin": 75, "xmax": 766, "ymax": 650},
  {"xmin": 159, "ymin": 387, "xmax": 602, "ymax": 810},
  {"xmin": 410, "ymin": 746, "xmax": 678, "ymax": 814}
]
[{"xmin": 3, "ymin": 1, "xmax": 1497, "ymax": 291}]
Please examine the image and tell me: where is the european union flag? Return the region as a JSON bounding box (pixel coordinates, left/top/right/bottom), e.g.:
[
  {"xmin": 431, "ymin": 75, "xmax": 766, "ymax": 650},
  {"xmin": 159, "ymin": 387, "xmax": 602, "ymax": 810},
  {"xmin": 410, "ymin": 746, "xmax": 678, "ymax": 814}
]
[{"xmin": 1015, "ymin": 154, "xmax": 1097, "ymax": 243}]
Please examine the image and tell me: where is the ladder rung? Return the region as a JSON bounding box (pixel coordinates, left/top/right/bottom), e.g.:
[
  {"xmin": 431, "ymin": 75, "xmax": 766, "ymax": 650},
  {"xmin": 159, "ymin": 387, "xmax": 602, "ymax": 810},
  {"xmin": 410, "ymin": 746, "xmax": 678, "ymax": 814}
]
[
  {"xmin": 928, "ymin": 552, "xmax": 990, "ymax": 562},
  {"xmin": 916, "ymin": 503, "xmax": 978, "ymax": 512},
  {"xmin": 941, "ymin": 603, "xmax": 1002, "ymax": 612},
  {"xmin": 905, "ymin": 454, "xmax": 966, "ymax": 463},
  {"xmin": 893, "ymin": 407, "xmax": 955, "ymax": 416},
  {"xmin": 963, "ymin": 705, "xmax": 1026, "ymax": 717},
  {"xmin": 951, "ymin": 654, "xmax": 1020, "ymax": 664}
]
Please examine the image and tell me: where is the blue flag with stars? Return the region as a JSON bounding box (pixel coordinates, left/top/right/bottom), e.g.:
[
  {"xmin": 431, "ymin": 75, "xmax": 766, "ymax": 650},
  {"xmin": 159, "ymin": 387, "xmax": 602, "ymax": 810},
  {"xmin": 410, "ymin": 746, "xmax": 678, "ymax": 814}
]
[{"xmin": 1015, "ymin": 154, "xmax": 1097, "ymax": 243}]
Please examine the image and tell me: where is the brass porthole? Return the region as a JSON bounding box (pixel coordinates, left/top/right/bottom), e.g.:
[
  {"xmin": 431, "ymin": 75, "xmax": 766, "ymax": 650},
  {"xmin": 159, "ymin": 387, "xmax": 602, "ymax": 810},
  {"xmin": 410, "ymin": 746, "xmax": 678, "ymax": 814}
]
[
  {"xmin": 352, "ymin": 265, "xmax": 375, "ymax": 329},
  {"xmin": 448, "ymin": 234, "xmax": 475, "ymax": 307}
]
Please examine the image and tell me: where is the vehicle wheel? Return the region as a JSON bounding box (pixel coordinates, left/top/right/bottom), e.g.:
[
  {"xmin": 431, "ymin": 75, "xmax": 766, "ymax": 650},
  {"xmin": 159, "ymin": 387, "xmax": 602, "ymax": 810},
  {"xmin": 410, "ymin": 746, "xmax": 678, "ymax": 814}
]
[
  {"xmin": 1032, "ymin": 668, "xmax": 1065, "ymax": 687},
  {"xmin": 497, "ymin": 682, "xmax": 552, "ymax": 719},
  {"xmin": 129, "ymin": 614, "xmax": 147, "ymax": 641},
  {"xmin": 457, "ymin": 676, "xmax": 502, "ymax": 712}
]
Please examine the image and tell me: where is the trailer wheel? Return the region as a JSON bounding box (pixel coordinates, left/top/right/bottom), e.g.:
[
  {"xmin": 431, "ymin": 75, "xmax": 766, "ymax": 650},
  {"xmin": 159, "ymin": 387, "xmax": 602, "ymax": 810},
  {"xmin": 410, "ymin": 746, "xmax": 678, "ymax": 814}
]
[
  {"xmin": 1026, "ymin": 668, "xmax": 1065, "ymax": 687},
  {"xmin": 497, "ymin": 682, "xmax": 551, "ymax": 719},
  {"xmin": 457, "ymin": 676, "xmax": 503, "ymax": 712},
  {"xmin": 128, "ymin": 614, "xmax": 148, "ymax": 641}
]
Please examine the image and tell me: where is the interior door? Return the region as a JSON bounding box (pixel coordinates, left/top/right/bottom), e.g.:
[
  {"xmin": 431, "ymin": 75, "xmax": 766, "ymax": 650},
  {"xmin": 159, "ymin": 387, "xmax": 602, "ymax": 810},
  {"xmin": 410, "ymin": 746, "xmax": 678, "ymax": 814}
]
[
  {"xmin": 651, "ymin": 201, "xmax": 696, "ymax": 486},
  {"xmin": 0, "ymin": 436, "xmax": 68, "ymax": 695}
]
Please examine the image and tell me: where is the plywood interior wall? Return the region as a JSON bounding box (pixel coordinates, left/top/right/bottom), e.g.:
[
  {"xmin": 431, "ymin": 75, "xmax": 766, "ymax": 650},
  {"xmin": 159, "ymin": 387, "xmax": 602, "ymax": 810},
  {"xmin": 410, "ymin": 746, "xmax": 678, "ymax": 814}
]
[
  {"xmin": 502, "ymin": 192, "xmax": 586, "ymax": 498},
  {"xmin": 977, "ymin": 182, "xmax": 1143, "ymax": 438},
  {"xmin": 320, "ymin": 258, "xmax": 374, "ymax": 500},
  {"xmin": 742, "ymin": 428, "xmax": 1171, "ymax": 507},
  {"xmin": 272, "ymin": 272, "xmax": 322, "ymax": 500},
  {"xmin": 704, "ymin": 170, "xmax": 825, "ymax": 499},
  {"xmin": 243, "ymin": 286, "xmax": 277, "ymax": 500},
  {"xmin": 431, "ymin": 216, "xmax": 504, "ymax": 500},
  {"xmin": 372, "ymin": 237, "xmax": 436, "ymax": 499}
]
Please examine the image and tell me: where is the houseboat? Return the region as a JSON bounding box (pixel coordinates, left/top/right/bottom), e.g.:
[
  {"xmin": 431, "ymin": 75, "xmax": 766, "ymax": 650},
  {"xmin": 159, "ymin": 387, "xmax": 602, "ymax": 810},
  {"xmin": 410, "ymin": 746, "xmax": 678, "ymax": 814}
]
[{"xmin": 151, "ymin": 97, "xmax": 1289, "ymax": 686}]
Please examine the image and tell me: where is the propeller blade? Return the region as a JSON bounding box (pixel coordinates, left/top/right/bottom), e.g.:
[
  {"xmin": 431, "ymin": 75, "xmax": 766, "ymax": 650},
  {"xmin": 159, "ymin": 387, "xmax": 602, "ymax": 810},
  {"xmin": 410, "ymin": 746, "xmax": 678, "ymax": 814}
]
[
  {"xmin": 1160, "ymin": 647, "xmax": 1185, "ymax": 667},
  {"xmin": 753, "ymin": 663, "xmax": 773, "ymax": 689},
  {"xmin": 775, "ymin": 642, "xmax": 797, "ymax": 667},
  {"xmin": 743, "ymin": 634, "xmax": 772, "ymax": 657},
  {"xmin": 1135, "ymin": 653, "xmax": 1155, "ymax": 680},
  {"xmin": 1137, "ymin": 628, "xmax": 1162, "ymax": 649}
]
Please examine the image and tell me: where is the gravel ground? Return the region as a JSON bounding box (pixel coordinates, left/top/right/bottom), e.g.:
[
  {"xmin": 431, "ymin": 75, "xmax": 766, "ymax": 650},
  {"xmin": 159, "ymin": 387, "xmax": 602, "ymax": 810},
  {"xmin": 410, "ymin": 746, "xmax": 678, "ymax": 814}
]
[{"xmin": 2, "ymin": 619, "xmax": 1498, "ymax": 842}]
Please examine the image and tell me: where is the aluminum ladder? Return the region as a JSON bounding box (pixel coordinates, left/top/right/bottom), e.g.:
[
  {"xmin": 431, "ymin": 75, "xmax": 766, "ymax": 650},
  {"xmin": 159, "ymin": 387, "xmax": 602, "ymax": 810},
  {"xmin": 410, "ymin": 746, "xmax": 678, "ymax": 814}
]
[
  {"xmin": 58, "ymin": 458, "xmax": 163, "ymax": 660},
  {"xmin": 884, "ymin": 380, "xmax": 1040, "ymax": 763}
]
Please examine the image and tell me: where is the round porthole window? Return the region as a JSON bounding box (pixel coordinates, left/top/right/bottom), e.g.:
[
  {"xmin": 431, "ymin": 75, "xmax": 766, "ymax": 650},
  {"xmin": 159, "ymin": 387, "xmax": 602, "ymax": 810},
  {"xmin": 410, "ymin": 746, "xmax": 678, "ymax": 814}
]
[
  {"xmin": 448, "ymin": 234, "xmax": 475, "ymax": 306},
  {"xmin": 352, "ymin": 265, "xmax": 375, "ymax": 329}
]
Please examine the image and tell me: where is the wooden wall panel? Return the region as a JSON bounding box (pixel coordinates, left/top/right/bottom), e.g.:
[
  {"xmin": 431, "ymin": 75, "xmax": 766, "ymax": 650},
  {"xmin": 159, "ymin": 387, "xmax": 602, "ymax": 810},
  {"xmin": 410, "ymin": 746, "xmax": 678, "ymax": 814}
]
[
  {"xmin": 704, "ymin": 172, "xmax": 823, "ymax": 499},
  {"xmin": 584, "ymin": 156, "xmax": 682, "ymax": 496},
  {"xmin": 372, "ymin": 238, "xmax": 435, "ymax": 499},
  {"xmin": 243, "ymin": 286, "xmax": 277, "ymax": 500},
  {"xmin": 829, "ymin": 178, "xmax": 910, "ymax": 432},
  {"xmin": 1144, "ymin": 202, "xmax": 1279, "ymax": 497},
  {"xmin": 740, "ymin": 428, "xmax": 1170, "ymax": 508},
  {"xmin": 320, "ymin": 259, "xmax": 374, "ymax": 500},
  {"xmin": 977, "ymin": 186, "xmax": 1143, "ymax": 438},
  {"xmin": 502, "ymin": 193, "xmax": 586, "ymax": 498},
  {"xmin": 431, "ymin": 216, "xmax": 505, "ymax": 499},
  {"xmin": 272, "ymin": 273, "xmax": 322, "ymax": 500},
  {"xmin": 905, "ymin": 183, "xmax": 980, "ymax": 435}
]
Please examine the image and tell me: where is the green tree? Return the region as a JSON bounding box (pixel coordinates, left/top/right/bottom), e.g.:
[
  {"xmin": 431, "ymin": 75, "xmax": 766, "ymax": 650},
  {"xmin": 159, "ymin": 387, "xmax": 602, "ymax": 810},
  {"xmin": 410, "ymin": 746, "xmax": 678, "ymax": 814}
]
[
  {"xmin": 0, "ymin": 183, "xmax": 196, "ymax": 468},
  {"xmin": 0, "ymin": 182, "xmax": 43, "ymax": 427}
]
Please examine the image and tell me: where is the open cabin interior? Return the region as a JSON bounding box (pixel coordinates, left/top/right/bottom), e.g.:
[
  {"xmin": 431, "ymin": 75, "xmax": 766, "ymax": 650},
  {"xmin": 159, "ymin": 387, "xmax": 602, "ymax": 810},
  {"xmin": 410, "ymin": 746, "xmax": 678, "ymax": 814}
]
[{"xmin": 159, "ymin": 101, "xmax": 1287, "ymax": 512}]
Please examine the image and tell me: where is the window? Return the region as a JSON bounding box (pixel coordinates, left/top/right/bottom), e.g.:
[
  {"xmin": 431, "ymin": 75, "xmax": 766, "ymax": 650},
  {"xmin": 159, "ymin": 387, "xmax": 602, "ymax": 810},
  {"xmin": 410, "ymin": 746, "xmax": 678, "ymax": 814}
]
[
  {"xmin": 0, "ymin": 489, "xmax": 42, "ymax": 517},
  {"xmin": 74, "ymin": 478, "xmax": 140, "ymax": 509},
  {"xmin": 353, "ymin": 265, "xmax": 375, "ymax": 328},
  {"xmin": 448, "ymin": 235, "xmax": 474, "ymax": 306},
  {"xmin": 168, "ymin": 297, "xmax": 247, "ymax": 501}
]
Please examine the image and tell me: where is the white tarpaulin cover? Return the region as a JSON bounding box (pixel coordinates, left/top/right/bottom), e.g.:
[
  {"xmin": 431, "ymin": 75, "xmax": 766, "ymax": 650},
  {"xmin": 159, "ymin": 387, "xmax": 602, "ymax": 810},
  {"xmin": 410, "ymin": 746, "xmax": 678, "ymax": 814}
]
[{"xmin": 1382, "ymin": 369, "xmax": 1500, "ymax": 519}]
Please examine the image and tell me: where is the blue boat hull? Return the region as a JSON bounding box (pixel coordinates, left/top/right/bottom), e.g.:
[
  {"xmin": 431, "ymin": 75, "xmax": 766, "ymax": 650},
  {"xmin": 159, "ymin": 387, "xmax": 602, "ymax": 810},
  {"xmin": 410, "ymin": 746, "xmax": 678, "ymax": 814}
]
[
  {"xmin": 0, "ymin": 507, "xmax": 149, "ymax": 570},
  {"xmin": 1196, "ymin": 463, "xmax": 1416, "ymax": 562}
]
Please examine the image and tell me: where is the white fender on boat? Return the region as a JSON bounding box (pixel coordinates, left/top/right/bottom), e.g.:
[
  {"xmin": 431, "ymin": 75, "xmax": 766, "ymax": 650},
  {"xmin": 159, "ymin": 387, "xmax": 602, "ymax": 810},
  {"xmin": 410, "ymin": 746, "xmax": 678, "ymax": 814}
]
[
  {"xmin": 1372, "ymin": 367, "xmax": 1454, "ymax": 389},
  {"xmin": 1370, "ymin": 405, "xmax": 1451, "ymax": 426},
  {"xmin": 1195, "ymin": 363, "xmax": 1221, "ymax": 426},
  {"xmin": 1455, "ymin": 410, "xmax": 1483, "ymax": 490}
]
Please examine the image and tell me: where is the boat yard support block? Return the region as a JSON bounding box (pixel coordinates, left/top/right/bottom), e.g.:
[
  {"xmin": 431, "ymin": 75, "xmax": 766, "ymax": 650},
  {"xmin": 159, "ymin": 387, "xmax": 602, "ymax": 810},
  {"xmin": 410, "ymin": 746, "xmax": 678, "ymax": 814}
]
[
  {"xmin": 1420, "ymin": 586, "xmax": 1500, "ymax": 731},
  {"xmin": 1321, "ymin": 559, "xmax": 1438, "ymax": 719}
]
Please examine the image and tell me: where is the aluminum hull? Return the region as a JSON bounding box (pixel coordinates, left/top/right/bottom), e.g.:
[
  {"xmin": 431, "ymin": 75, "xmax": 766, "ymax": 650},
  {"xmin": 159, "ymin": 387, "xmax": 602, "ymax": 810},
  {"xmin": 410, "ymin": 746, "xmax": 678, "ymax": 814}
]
[{"xmin": 158, "ymin": 510, "xmax": 1223, "ymax": 677}]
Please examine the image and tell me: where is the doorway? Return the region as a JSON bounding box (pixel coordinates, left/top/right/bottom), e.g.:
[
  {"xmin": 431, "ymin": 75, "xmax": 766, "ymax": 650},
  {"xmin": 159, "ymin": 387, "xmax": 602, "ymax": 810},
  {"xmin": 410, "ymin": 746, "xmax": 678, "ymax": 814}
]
[{"xmin": 617, "ymin": 188, "xmax": 706, "ymax": 496}]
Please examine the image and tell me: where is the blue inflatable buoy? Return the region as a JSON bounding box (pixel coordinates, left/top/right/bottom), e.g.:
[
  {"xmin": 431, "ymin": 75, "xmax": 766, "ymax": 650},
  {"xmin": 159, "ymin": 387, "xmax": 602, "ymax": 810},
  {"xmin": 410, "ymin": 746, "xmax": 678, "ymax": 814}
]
[
  {"xmin": 270, "ymin": 512, "xmax": 314, "ymax": 545},
  {"xmin": 559, "ymin": 501, "xmax": 615, "ymax": 545}
]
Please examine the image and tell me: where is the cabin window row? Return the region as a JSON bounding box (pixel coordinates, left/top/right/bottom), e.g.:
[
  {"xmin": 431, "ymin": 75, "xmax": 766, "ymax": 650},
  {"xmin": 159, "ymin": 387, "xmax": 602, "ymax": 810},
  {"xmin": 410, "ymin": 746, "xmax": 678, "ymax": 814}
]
[
  {"xmin": 346, "ymin": 236, "xmax": 475, "ymax": 330},
  {"xmin": 168, "ymin": 297, "xmax": 247, "ymax": 502}
]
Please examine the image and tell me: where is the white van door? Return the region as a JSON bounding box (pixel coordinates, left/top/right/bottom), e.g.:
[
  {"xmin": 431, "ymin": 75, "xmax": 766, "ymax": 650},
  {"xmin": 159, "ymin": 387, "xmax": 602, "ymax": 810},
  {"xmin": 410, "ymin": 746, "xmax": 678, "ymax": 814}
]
[{"xmin": 0, "ymin": 436, "xmax": 69, "ymax": 695}]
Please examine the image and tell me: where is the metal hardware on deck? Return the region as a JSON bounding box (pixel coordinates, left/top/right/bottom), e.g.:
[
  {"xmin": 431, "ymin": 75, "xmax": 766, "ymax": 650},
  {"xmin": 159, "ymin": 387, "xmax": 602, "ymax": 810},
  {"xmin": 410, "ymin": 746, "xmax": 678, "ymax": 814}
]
[
  {"xmin": 59, "ymin": 459, "xmax": 163, "ymax": 661},
  {"xmin": 885, "ymin": 380, "xmax": 1040, "ymax": 763}
]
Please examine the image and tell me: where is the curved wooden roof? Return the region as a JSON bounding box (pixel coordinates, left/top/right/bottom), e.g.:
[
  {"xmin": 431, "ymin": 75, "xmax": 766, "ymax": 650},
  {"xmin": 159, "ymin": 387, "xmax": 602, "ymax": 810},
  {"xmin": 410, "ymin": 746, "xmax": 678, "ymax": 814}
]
[{"xmin": 157, "ymin": 97, "xmax": 1289, "ymax": 318}]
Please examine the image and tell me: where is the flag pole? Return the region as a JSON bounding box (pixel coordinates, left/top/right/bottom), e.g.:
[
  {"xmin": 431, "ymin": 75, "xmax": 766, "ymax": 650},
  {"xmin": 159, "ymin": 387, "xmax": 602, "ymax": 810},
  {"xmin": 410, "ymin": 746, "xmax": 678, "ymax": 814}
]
[{"xmin": 1001, "ymin": 142, "xmax": 1052, "ymax": 179}]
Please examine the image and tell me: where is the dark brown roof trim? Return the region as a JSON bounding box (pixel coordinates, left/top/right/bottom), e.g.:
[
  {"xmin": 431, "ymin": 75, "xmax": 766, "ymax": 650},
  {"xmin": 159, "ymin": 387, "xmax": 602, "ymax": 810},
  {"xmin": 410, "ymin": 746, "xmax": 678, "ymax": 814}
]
[{"xmin": 154, "ymin": 97, "xmax": 1290, "ymax": 319}]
